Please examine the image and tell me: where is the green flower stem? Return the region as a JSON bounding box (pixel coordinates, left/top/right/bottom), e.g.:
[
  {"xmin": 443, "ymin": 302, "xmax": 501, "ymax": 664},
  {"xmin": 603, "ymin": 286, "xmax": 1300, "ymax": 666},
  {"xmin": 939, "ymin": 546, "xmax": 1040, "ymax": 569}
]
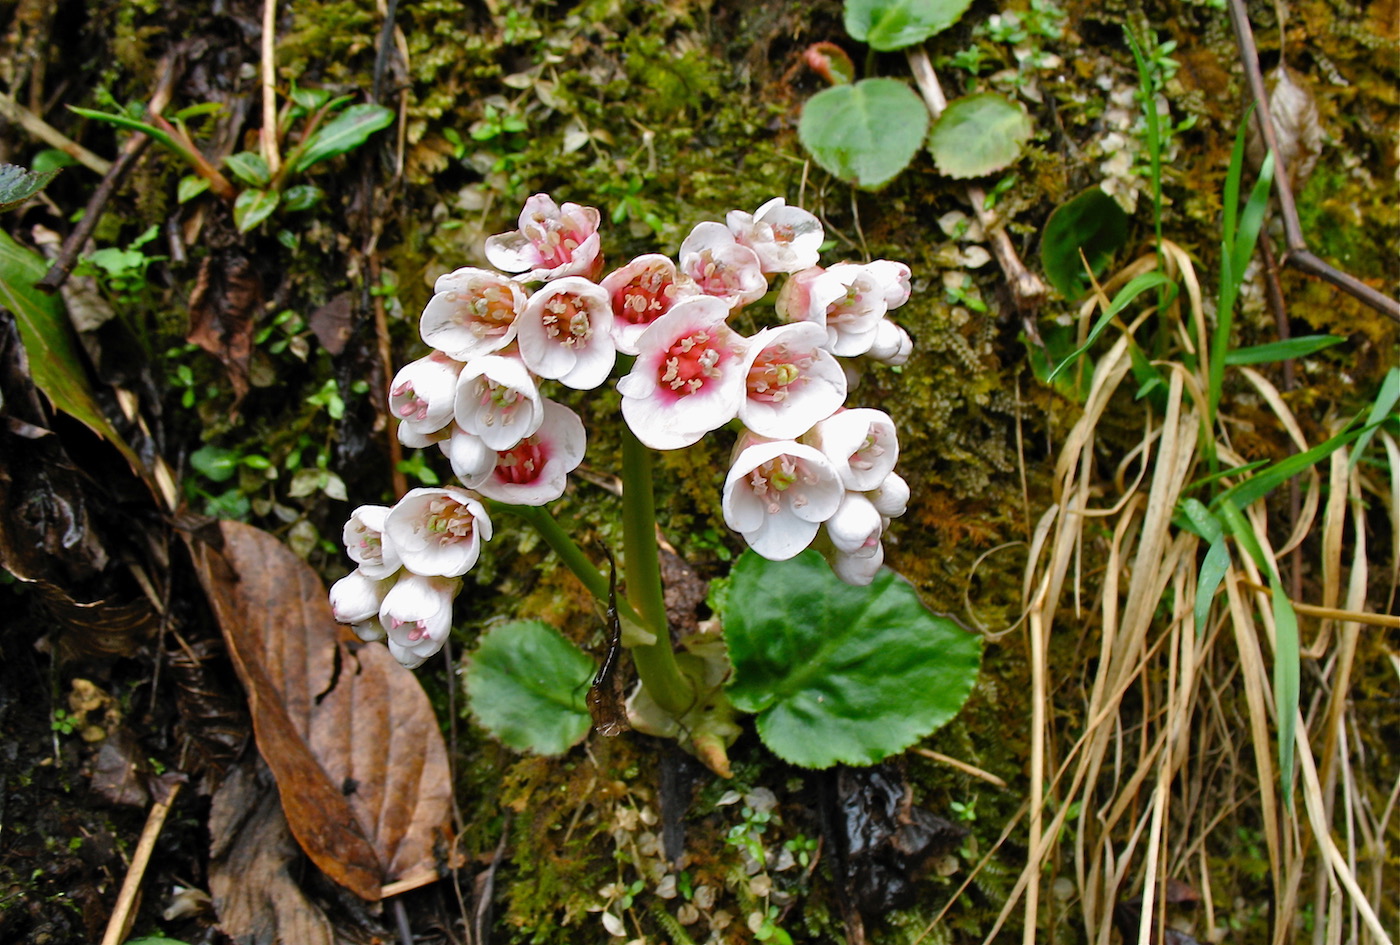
[
  {"xmin": 620, "ymin": 426, "xmax": 694, "ymax": 717},
  {"xmin": 487, "ymin": 502, "xmax": 646, "ymax": 631}
]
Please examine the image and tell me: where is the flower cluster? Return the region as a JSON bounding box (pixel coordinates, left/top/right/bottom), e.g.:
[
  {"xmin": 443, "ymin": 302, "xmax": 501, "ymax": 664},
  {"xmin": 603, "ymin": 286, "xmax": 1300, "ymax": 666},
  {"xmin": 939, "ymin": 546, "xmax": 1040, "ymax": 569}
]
[{"xmin": 331, "ymin": 194, "xmax": 913, "ymax": 667}]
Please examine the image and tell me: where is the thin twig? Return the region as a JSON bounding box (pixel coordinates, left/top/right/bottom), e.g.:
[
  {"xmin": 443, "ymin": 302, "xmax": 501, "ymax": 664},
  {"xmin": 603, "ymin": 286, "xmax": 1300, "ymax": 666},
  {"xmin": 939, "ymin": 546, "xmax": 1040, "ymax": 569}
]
[
  {"xmin": 1226, "ymin": 0, "xmax": 1400, "ymax": 322},
  {"xmin": 260, "ymin": 0, "xmax": 282, "ymax": 177},
  {"xmin": 0, "ymin": 92, "xmax": 111, "ymax": 174},
  {"xmin": 912, "ymin": 747, "xmax": 1009, "ymax": 788},
  {"xmin": 392, "ymin": 896, "xmax": 414, "ymax": 945},
  {"xmin": 905, "ymin": 46, "xmax": 1047, "ymax": 314},
  {"xmin": 100, "ymin": 781, "xmax": 182, "ymax": 945}
]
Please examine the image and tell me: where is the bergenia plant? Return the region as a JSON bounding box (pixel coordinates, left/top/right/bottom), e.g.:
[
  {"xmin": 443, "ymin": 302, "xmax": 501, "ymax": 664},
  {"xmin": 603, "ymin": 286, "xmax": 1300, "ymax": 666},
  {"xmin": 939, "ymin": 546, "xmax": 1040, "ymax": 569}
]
[{"xmin": 331, "ymin": 194, "xmax": 980, "ymax": 775}]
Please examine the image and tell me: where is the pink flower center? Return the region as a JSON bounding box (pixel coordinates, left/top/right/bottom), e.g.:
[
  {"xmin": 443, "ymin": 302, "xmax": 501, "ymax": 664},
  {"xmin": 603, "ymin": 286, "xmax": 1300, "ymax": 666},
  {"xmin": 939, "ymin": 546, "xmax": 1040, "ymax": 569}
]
[
  {"xmin": 450, "ymin": 283, "xmax": 517, "ymax": 337},
  {"xmin": 493, "ymin": 436, "xmax": 549, "ymax": 486},
  {"xmin": 688, "ymin": 249, "xmax": 747, "ymax": 300},
  {"xmin": 391, "ymin": 381, "xmax": 431, "ymax": 421},
  {"xmin": 524, "ymin": 214, "xmax": 587, "ymax": 268},
  {"xmin": 541, "ymin": 294, "xmax": 593, "ymax": 347},
  {"xmin": 851, "ymin": 432, "xmax": 885, "ymax": 471},
  {"xmin": 659, "ymin": 330, "xmax": 724, "ymax": 397},
  {"xmin": 746, "ymin": 344, "xmax": 812, "ymax": 404},
  {"xmin": 424, "ymin": 497, "xmax": 476, "ymax": 547},
  {"xmin": 615, "ymin": 266, "xmax": 680, "ymax": 326},
  {"xmin": 354, "ymin": 526, "xmax": 383, "ymax": 564},
  {"xmin": 475, "ymin": 379, "xmax": 525, "ymax": 427}
]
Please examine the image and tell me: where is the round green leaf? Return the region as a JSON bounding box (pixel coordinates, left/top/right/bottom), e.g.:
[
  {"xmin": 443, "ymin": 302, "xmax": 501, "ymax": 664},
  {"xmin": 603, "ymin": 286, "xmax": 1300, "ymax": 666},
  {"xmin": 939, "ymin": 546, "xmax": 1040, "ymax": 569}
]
[
  {"xmin": 465, "ymin": 619, "xmax": 594, "ymax": 755},
  {"xmin": 927, "ymin": 92, "xmax": 1032, "ymax": 179},
  {"xmin": 723, "ymin": 550, "xmax": 981, "ymax": 769},
  {"xmin": 844, "ymin": 0, "xmax": 976, "ymax": 51},
  {"xmin": 1040, "ymin": 186, "xmax": 1129, "ymax": 300},
  {"xmin": 799, "ymin": 78, "xmax": 929, "ymax": 191}
]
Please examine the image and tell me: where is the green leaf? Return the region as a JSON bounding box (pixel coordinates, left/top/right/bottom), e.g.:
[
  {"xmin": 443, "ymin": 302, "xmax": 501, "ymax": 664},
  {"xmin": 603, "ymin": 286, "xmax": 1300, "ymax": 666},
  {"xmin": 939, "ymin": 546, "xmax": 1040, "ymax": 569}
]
[
  {"xmin": 233, "ymin": 188, "xmax": 280, "ymax": 232},
  {"xmin": 223, "ymin": 151, "xmax": 271, "ymax": 188},
  {"xmin": 843, "ymin": 0, "xmax": 975, "ymax": 50},
  {"xmin": 177, "ymin": 175, "xmax": 210, "ymax": 204},
  {"xmin": 0, "ymin": 231, "xmax": 141, "ymax": 471},
  {"xmin": 1045, "ymin": 271, "xmax": 1174, "ymax": 382},
  {"xmin": 927, "ymin": 92, "xmax": 1032, "ymax": 179},
  {"xmin": 31, "ymin": 149, "xmax": 79, "ymax": 174},
  {"xmin": 190, "ymin": 445, "xmax": 241, "ymax": 483},
  {"xmin": 1040, "ymin": 186, "xmax": 1129, "ymax": 300},
  {"xmin": 1215, "ymin": 421, "xmax": 1362, "ymax": 513},
  {"xmin": 1349, "ymin": 366, "xmax": 1398, "ymax": 470},
  {"xmin": 1195, "ymin": 536, "xmax": 1230, "ymax": 637},
  {"xmin": 282, "ymin": 183, "xmax": 324, "ymax": 212},
  {"xmin": 723, "ymin": 550, "xmax": 981, "ymax": 768},
  {"xmin": 67, "ymin": 105, "xmax": 182, "ymax": 154},
  {"xmin": 292, "ymin": 103, "xmax": 395, "ymax": 175},
  {"xmin": 798, "ymin": 79, "xmax": 928, "ymax": 190},
  {"xmin": 0, "ymin": 163, "xmax": 60, "ymax": 212},
  {"xmin": 1225, "ymin": 334, "xmax": 1344, "ymax": 365},
  {"xmin": 464, "ymin": 619, "xmax": 595, "ymax": 755}
]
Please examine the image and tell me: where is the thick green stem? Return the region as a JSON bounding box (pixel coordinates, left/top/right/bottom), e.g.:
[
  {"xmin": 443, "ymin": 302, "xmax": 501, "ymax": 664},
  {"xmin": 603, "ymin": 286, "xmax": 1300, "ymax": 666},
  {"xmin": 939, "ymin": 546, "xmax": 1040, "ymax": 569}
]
[{"xmin": 620, "ymin": 427, "xmax": 694, "ymax": 717}]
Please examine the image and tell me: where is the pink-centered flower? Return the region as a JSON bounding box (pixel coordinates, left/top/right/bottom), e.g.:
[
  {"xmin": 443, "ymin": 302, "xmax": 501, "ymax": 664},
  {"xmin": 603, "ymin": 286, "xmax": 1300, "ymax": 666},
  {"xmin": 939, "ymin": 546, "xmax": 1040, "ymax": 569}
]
[
  {"xmin": 342, "ymin": 505, "xmax": 402, "ymax": 579},
  {"xmin": 473, "ymin": 400, "xmax": 586, "ymax": 505},
  {"xmin": 390, "ymin": 352, "xmax": 462, "ymax": 446},
  {"xmin": 419, "ymin": 267, "xmax": 527, "ymax": 361},
  {"xmin": 329, "ymin": 568, "xmax": 396, "ymax": 624},
  {"xmin": 616, "ymin": 295, "xmax": 749, "ymax": 450},
  {"xmin": 806, "ymin": 408, "xmax": 900, "ymax": 492},
  {"xmin": 484, "ymin": 194, "xmax": 603, "ymax": 282},
  {"xmin": 726, "ymin": 198, "xmax": 823, "ymax": 274},
  {"xmin": 738, "ymin": 322, "xmax": 846, "ymax": 439},
  {"xmin": 516, "ymin": 277, "xmax": 616, "ymax": 389},
  {"xmin": 383, "ymin": 487, "xmax": 493, "ymax": 578},
  {"xmin": 722, "ymin": 435, "xmax": 844, "ymax": 560},
  {"xmin": 380, "ymin": 572, "xmax": 461, "ymax": 669},
  {"xmin": 600, "ymin": 254, "xmax": 699, "ymax": 355},
  {"xmin": 678, "ymin": 222, "xmax": 768, "ymax": 311},
  {"xmin": 453, "ymin": 353, "xmax": 544, "ymax": 450},
  {"xmin": 813, "ymin": 263, "xmax": 890, "ymax": 356}
]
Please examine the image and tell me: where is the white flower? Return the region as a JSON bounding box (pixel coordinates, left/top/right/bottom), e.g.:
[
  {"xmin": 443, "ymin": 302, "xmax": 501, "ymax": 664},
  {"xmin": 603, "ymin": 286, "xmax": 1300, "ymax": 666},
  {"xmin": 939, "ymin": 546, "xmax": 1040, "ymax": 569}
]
[
  {"xmin": 419, "ymin": 267, "xmax": 527, "ymax": 361},
  {"xmin": 616, "ymin": 295, "xmax": 749, "ymax": 450},
  {"xmin": 453, "ymin": 353, "xmax": 544, "ymax": 451},
  {"xmin": 726, "ymin": 197, "xmax": 823, "ymax": 274},
  {"xmin": 352, "ymin": 616, "xmax": 386, "ymax": 643},
  {"xmin": 390, "ymin": 352, "xmax": 462, "ymax": 445},
  {"xmin": 484, "ymin": 193, "xmax": 603, "ymax": 282},
  {"xmin": 867, "ymin": 319, "xmax": 913, "ymax": 365},
  {"xmin": 825, "ymin": 490, "xmax": 884, "ymax": 556},
  {"xmin": 829, "ymin": 541, "xmax": 885, "ymax": 586},
  {"xmin": 677, "ymin": 222, "xmax": 768, "ymax": 311},
  {"xmin": 739, "ymin": 321, "xmax": 846, "ymax": 439},
  {"xmin": 869, "ymin": 471, "xmax": 909, "ymax": 518},
  {"xmin": 437, "ymin": 425, "xmax": 496, "ymax": 486},
  {"xmin": 380, "ymin": 572, "xmax": 460, "ymax": 668},
  {"xmin": 329, "ymin": 568, "xmax": 396, "ymax": 624},
  {"xmin": 472, "ymin": 400, "xmax": 587, "ymax": 506},
  {"xmin": 723, "ymin": 435, "xmax": 844, "ymax": 560},
  {"xmin": 863, "ymin": 259, "xmax": 912, "ymax": 309},
  {"xmin": 806, "ymin": 408, "xmax": 899, "ymax": 492},
  {"xmin": 383, "ymin": 487, "xmax": 493, "ymax": 577},
  {"xmin": 815, "ymin": 263, "xmax": 890, "ymax": 356},
  {"xmin": 516, "ymin": 276, "xmax": 616, "ymax": 389},
  {"xmin": 342, "ymin": 505, "xmax": 401, "ymax": 579},
  {"xmin": 600, "ymin": 254, "xmax": 699, "ymax": 355}
]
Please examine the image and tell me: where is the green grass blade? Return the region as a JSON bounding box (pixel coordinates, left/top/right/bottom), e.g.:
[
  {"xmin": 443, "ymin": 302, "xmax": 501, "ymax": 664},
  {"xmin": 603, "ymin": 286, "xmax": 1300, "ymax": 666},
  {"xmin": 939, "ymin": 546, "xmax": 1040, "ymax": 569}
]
[
  {"xmin": 1214, "ymin": 422, "xmax": 1362, "ymax": 512},
  {"xmin": 1195, "ymin": 537, "xmax": 1230, "ymax": 637},
  {"xmin": 1348, "ymin": 366, "xmax": 1399, "ymax": 470},
  {"xmin": 1224, "ymin": 334, "xmax": 1344, "ymax": 365},
  {"xmin": 1045, "ymin": 271, "xmax": 1173, "ymax": 382},
  {"xmin": 67, "ymin": 105, "xmax": 180, "ymax": 154}
]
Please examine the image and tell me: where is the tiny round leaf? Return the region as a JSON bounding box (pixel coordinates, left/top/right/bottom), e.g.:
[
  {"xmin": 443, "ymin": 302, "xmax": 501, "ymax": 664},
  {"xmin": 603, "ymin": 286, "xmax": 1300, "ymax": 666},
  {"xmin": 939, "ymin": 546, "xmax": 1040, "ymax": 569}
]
[
  {"xmin": 844, "ymin": 0, "xmax": 977, "ymax": 51},
  {"xmin": 723, "ymin": 550, "xmax": 981, "ymax": 769},
  {"xmin": 927, "ymin": 92, "xmax": 1033, "ymax": 179},
  {"xmin": 799, "ymin": 78, "xmax": 929, "ymax": 191},
  {"xmin": 465, "ymin": 619, "xmax": 594, "ymax": 755}
]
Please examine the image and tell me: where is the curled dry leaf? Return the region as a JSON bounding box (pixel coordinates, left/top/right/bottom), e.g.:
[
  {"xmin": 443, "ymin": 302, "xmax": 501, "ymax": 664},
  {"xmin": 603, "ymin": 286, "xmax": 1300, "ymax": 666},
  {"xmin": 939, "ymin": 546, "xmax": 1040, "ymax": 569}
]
[
  {"xmin": 191, "ymin": 520, "xmax": 453, "ymax": 901},
  {"xmin": 1246, "ymin": 64, "xmax": 1322, "ymax": 190},
  {"xmin": 187, "ymin": 254, "xmax": 261, "ymax": 404}
]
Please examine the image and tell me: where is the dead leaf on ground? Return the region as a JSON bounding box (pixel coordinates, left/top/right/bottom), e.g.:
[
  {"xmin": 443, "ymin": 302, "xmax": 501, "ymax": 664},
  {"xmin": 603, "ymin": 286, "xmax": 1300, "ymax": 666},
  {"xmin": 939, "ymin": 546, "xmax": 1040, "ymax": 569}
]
[
  {"xmin": 191, "ymin": 520, "xmax": 453, "ymax": 901},
  {"xmin": 307, "ymin": 292, "xmax": 355, "ymax": 355},
  {"xmin": 209, "ymin": 758, "xmax": 335, "ymax": 945},
  {"xmin": 187, "ymin": 254, "xmax": 260, "ymax": 405}
]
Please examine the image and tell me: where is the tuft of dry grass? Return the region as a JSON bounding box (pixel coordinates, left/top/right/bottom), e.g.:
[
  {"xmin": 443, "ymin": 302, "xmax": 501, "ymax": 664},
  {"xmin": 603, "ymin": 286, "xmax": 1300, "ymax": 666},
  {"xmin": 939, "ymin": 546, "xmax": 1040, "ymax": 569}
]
[{"xmin": 988, "ymin": 243, "xmax": 1396, "ymax": 945}]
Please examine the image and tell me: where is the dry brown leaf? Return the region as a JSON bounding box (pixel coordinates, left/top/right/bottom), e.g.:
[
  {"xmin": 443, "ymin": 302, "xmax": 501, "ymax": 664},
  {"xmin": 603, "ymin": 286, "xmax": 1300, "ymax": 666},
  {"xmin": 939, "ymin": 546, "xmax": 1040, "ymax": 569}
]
[
  {"xmin": 191, "ymin": 520, "xmax": 453, "ymax": 901},
  {"xmin": 209, "ymin": 759, "xmax": 335, "ymax": 945},
  {"xmin": 187, "ymin": 254, "xmax": 260, "ymax": 404}
]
